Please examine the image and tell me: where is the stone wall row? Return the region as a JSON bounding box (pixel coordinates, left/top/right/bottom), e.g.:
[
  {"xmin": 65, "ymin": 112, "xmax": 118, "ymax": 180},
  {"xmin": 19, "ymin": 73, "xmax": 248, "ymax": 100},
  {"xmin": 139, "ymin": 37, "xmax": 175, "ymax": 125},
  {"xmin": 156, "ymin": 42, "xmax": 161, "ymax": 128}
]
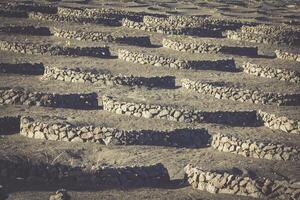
[
  {"xmin": 0, "ymin": 158, "xmax": 170, "ymax": 187},
  {"xmin": 0, "ymin": 62, "xmax": 44, "ymax": 75},
  {"xmin": 102, "ymin": 95, "xmax": 300, "ymax": 134},
  {"xmin": 275, "ymin": 50, "xmax": 300, "ymax": 62},
  {"xmin": 42, "ymin": 66, "xmax": 175, "ymax": 89},
  {"xmin": 2, "ymin": 115, "xmax": 299, "ymax": 161},
  {"xmin": 211, "ymin": 133, "xmax": 299, "ymax": 161},
  {"xmin": 0, "ymin": 2, "xmax": 166, "ymax": 21},
  {"xmin": 140, "ymin": 15, "xmax": 256, "ymax": 37},
  {"xmin": 0, "ymin": 25, "xmax": 152, "ymax": 47},
  {"xmin": 143, "ymin": 15, "xmax": 208, "ymax": 29},
  {"xmin": 226, "ymin": 24, "xmax": 300, "ymax": 46},
  {"xmin": 181, "ymin": 78, "xmax": 300, "ymax": 106},
  {"xmin": 118, "ymin": 49, "xmax": 237, "ymax": 72},
  {"xmin": 20, "ymin": 116, "xmax": 210, "ymax": 148},
  {"xmin": 57, "ymin": 7, "xmax": 167, "ymax": 21},
  {"xmin": 102, "ymin": 95, "xmax": 259, "ymax": 127},
  {"xmin": 258, "ymin": 110, "xmax": 300, "ymax": 134},
  {"xmin": 122, "ymin": 18, "xmax": 223, "ymax": 37},
  {"xmin": 0, "ymin": 2, "xmax": 57, "ymax": 14},
  {"xmin": 51, "ymin": 27, "xmax": 152, "ymax": 46},
  {"xmin": 29, "ymin": 12, "xmax": 121, "ymax": 26},
  {"xmin": 1, "ymin": 89, "xmax": 298, "ymax": 134},
  {"xmin": 0, "ymin": 88, "xmax": 98, "ymax": 109},
  {"xmin": 143, "ymin": 15, "xmax": 255, "ymax": 31},
  {"xmin": 0, "ymin": 40, "xmax": 111, "ymax": 58},
  {"xmin": 57, "ymin": 6, "xmax": 145, "ymax": 21},
  {"xmin": 162, "ymin": 38, "xmax": 258, "ymax": 56},
  {"xmin": 242, "ymin": 62, "xmax": 300, "ymax": 83},
  {"xmin": 184, "ymin": 164, "xmax": 299, "ymax": 199}
]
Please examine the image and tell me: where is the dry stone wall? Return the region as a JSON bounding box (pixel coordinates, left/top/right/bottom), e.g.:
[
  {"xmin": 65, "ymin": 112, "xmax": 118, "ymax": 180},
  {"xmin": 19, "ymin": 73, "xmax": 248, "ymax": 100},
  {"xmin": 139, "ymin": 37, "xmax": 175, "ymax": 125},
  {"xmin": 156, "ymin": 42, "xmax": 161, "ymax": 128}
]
[
  {"xmin": 143, "ymin": 15, "xmax": 255, "ymax": 31},
  {"xmin": 211, "ymin": 133, "xmax": 299, "ymax": 161},
  {"xmin": 162, "ymin": 38, "xmax": 258, "ymax": 56},
  {"xmin": 0, "ymin": 88, "xmax": 98, "ymax": 109},
  {"xmin": 102, "ymin": 96, "xmax": 259, "ymax": 127},
  {"xmin": 29, "ymin": 12, "xmax": 121, "ymax": 26},
  {"xmin": 226, "ymin": 24, "xmax": 300, "ymax": 46},
  {"xmin": 0, "ymin": 158, "xmax": 170, "ymax": 187},
  {"xmin": 0, "ymin": 116, "xmax": 20, "ymax": 134},
  {"xmin": 118, "ymin": 49, "xmax": 236, "ymax": 72},
  {"xmin": 242, "ymin": 62, "xmax": 300, "ymax": 83},
  {"xmin": 0, "ymin": 25, "xmax": 51, "ymax": 36},
  {"xmin": 42, "ymin": 66, "xmax": 175, "ymax": 88},
  {"xmin": 275, "ymin": 50, "xmax": 300, "ymax": 62},
  {"xmin": 122, "ymin": 18, "xmax": 223, "ymax": 37},
  {"xmin": 1, "ymin": 2, "xmax": 57, "ymax": 14},
  {"xmin": 0, "ymin": 40, "xmax": 111, "ymax": 58},
  {"xmin": 184, "ymin": 164, "xmax": 300, "ymax": 199},
  {"xmin": 139, "ymin": 15, "xmax": 256, "ymax": 37},
  {"xmin": 181, "ymin": 78, "xmax": 300, "ymax": 106},
  {"xmin": 258, "ymin": 110, "xmax": 300, "ymax": 134},
  {"xmin": 0, "ymin": 63, "xmax": 44, "ymax": 75},
  {"xmin": 57, "ymin": 6, "xmax": 150, "ymax": 21},
  {"xmin": 20, "ymin": 116, "xmax": 210, "ymax": 148},
  {"xmin": 143, "ymin": 15, "xmax": 207, "ymax": 28},
  {"xmin": 52, "ymin": 27, "xmax": 151, "ymax": 46}
]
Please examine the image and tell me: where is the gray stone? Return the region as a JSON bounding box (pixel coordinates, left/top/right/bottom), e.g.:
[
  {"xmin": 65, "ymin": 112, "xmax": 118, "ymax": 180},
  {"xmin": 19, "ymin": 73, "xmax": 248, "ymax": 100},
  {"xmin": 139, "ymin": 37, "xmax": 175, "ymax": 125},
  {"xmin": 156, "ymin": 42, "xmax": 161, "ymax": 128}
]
[
  {"xmin": 71, "ymin": 137, "xmax": 83, "ymax": 142},
  {"xmin": 206, "ymin": 183, "xmax": 218, "ymax": 194},
  {"xmin": 48, "ymin": 134, "xmax": 59, "ymax": 141},
  {"xmin": 142, "ymin": 111, "xmax": 153, "ymax": 119},
  {"xmin": 34, "ymin": 131, "xmax": 45, "ymax": 139}
]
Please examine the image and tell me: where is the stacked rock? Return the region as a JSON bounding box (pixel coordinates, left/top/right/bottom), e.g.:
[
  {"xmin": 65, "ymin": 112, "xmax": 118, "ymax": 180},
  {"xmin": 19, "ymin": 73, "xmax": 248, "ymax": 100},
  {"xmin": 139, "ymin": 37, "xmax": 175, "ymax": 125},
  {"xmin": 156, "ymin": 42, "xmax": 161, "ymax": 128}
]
[
  {"xmin": 20, "ymin": 116, "xmax": 210, "ymax": 147},
  {"xmin": 258, "ymin": 110, "xmax": 300, "ymax": 134},
  {"xmin": 102, "ymin": 96, "xmax": 258, "ymax": 126},
  {"xmin": 137, "ymin": 15, "xmax": 256, "ymax": 37},
  {"xmin": 52, "ymin": 27, "xmax": 151, "ymax": 46},
  {"xmin": 57, "ymin": 6, "xmax": 147, "ymax": 21},
  {"xmin": 0, "ymin": 88, "xmax": 98, "ymax": 109},
  {"xmin": 184, "ymin": 164, "xmax": 299, "ymax": 199},
  {"xmin": 0, "ymin": 2, "xmax": 54, "ymax": 19},
  {"xmin": 275, "ymin": 50, "xmax": 300, "ymax": 62},
  {"xmin": 29, "ymin": 12, "xmax": 121, "ymax": 26},
  {"xmin": 0, "ymin": 40, "xmax": 111, "ymax": 58},
  {"xmin": 143, "ymin": 15, "xmax": 206, "ymax": 28},
  {"xmin": 122, "ymin": 18, "xmax": 187, "ymax": 35},
  {"xmin": 163, "ymin": 38, "xmax": 222, "ymax": 54},
  {"xmin": 118, "ymin": 49, "xmax": 236, "ymax": 71},
  {"xmin": 102, "ymin": 95, "xmax": 202, "ymax": 123},
  {"xmin": 144, "ymin": 15, "xmax": 255, "ymax": 31},
  {"xmin": 0, "ymin": 158, "xmax": 170, "ymax": 187},
  {"xmin": 162, "ymin": 37, "xmax": 258, "ymax": 56},
  {"xmin": 242, "ymin": 62, "xmax": 300, "ymax": 83},
  {"xmin": 227, "ymin": 24, "xmax": 300, "ymax": 46},
  {"xmin": 181, "ymin": 78, "xmax": 300, "ymax": 105},
  {"xmin": 118, "ymin": 49, "xmax": 191, "ymax": 69},
  {"xmin": 1, "ymin": 1, "xmax": 57, "ymax": 14},
  {"xmin": 211, "ymin": 133, "xmax": 299, "ymax": 161},
  {"xmin": 42, "ymin": 66, "xmax": 175, "ymax": 88}
]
